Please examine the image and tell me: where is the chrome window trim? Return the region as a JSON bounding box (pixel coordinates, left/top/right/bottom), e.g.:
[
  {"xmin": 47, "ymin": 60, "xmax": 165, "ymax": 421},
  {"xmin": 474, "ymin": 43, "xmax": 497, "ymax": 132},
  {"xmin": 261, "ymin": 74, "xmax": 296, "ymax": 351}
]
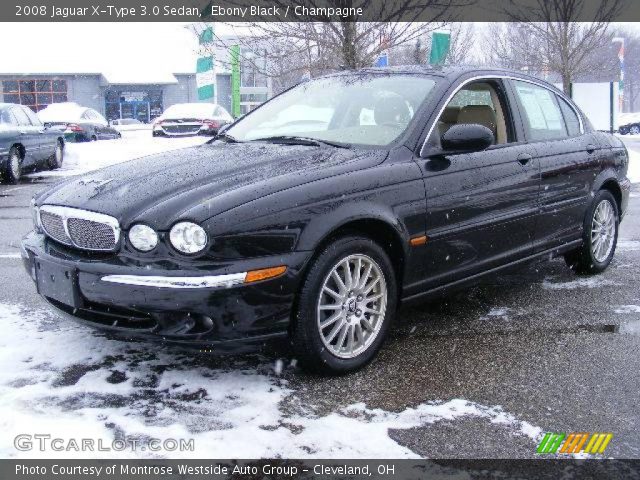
[
  {"xmin": 39, "ymin": 205, "xmax": 121, "ymax": 252},
  {"xmin": 101, "ymin": 272, "xmax": 247, "ymax": 289},
  {"xmin": 419, "ymin": 74, "xmax": 584, "ymax": 157}
]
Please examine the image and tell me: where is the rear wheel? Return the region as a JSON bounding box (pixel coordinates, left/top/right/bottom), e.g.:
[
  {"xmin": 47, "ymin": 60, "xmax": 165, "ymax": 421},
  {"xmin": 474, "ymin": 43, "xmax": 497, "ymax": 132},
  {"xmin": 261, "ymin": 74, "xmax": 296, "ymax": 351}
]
[
  {"xmin": 564, "ymin": 190, "xmax": 618, "ymax": 274},
  {"xmin": 4, "ymin": 146, "xmax": 22, "ymax": 184},
  {"xmin": 291, "ymin": 235, "xmax": 397, "ymax": 374},
  {"xmin": 90, "ymin": 135, "xmax": 97, "ymax": 142},
  {"xmin": 48, "ymin": 140, "xmax": 64, "ymax": 170}
]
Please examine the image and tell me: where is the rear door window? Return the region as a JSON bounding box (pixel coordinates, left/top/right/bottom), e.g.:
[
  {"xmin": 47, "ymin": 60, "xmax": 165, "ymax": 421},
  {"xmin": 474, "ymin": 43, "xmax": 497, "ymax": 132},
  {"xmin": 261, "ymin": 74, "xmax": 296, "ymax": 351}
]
[
  {"xmin": 512, "ymin": 80, "xmax": 568, "ymax": 141},
  {"xmin": 23, "ymin": 107, "xmax": 42, "ymax": 126},
  {"xmin": 557, "ymin": 96, "xmax": 581, "ymax": 136}
]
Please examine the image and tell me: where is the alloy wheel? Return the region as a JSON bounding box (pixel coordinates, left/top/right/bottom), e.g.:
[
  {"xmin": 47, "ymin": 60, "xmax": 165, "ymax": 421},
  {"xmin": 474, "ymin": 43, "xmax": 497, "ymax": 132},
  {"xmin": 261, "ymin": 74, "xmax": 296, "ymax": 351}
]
[
  {"xmin": 591, "ymin": 199, "xmax": 616, "ymax": 263},
  {"xmin": 630, "ymin": 125, "xmax": 640, "ymax": 135},
  {"xmin": 316, "ymin": 254, "xmax": 387, "ymax": 359}
]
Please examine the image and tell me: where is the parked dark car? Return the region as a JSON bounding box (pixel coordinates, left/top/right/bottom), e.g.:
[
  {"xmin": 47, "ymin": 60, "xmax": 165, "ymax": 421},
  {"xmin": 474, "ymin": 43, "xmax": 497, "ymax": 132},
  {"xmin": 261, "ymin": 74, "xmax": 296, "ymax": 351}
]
[
  {"xmin": 38, "ymin": 102, "xmax": 121, "ymax": 142},
  {"xmin": 0, "ymin": 103, "xmax": 64, "ymax": 183},
  {"xmin": 22, "ymin": 66, "xmax": 630, "ymax": 374},
  {"xmin": 618, "ymin": 122, "xmax": 640, "ymax": 135},
  {"xmin": 152, "ymin": 103, "xmax": 233, "ymax": 137}
]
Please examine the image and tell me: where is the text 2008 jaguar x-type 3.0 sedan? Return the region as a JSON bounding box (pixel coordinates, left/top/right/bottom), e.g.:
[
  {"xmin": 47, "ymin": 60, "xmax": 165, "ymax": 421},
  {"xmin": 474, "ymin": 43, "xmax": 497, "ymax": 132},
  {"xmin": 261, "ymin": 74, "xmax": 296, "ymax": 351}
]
[{"xmin": 22, "ymin": 66, "xmax": 630, "ymax": 374}]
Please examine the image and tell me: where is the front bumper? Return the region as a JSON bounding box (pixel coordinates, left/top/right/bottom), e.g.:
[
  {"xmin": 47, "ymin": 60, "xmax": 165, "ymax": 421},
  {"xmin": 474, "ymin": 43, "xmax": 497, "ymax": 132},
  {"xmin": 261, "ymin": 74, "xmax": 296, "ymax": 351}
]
[{"xmin": 21, "ymin": 231, "xmax": 311, "ymax": 350}]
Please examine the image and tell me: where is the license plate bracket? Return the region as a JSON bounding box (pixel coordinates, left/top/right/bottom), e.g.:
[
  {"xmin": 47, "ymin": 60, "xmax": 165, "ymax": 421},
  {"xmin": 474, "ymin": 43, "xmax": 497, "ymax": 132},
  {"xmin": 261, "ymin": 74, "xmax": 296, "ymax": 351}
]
[{"xmin": 35, "ymin": 258, "xmax": 84, "ymax": 309}]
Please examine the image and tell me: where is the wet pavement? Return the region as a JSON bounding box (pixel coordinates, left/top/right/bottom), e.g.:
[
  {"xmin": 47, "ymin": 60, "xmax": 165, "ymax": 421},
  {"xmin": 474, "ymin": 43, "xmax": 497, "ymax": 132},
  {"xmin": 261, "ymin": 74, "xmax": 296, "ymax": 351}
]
[{"xmin": 0, "ymin": 158, "xmax": 639, "ymax": 459}]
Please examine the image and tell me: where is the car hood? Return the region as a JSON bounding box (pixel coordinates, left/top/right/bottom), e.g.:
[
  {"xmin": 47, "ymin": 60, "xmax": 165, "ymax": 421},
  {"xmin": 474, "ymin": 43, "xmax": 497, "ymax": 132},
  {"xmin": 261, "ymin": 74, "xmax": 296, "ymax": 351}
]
[{"xmin": 37, "ymin": 142, "xmax": 386, "ymax": 230}]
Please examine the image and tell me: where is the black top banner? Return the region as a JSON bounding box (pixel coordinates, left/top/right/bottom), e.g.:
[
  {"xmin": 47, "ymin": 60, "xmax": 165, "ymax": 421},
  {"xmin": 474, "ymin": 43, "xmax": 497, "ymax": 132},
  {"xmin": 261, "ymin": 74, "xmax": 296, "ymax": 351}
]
[{"xmin": 5, "ymin": 0, "xmax": 640, "ymax": 22}]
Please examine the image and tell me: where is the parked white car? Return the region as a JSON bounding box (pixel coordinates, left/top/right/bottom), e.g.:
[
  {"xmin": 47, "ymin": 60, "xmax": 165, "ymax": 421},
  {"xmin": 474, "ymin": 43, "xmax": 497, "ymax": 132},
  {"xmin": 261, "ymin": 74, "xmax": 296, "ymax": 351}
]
[{"xmin": 152, "ymin": 103, "xmax": 233, "ymax": 137}]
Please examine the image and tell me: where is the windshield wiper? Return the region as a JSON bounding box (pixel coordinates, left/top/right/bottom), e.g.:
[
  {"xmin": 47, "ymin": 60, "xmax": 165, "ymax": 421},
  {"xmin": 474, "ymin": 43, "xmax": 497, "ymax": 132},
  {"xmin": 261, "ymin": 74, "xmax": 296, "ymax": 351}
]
[
  {"xmin": 214, "ymin": 131, "xmax": 239, "ymax": 143},
  {"xmin": 251, "ymin": 136, "xmax": 349, "ymax": 149}
]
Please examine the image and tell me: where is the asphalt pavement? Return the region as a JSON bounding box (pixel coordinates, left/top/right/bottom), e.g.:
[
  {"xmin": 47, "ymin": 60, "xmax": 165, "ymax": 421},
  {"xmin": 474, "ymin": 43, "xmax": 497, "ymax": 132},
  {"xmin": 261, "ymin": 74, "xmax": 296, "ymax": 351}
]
[{"xmin": 0, "ymin": 151, "xmax": 638, "ymax": 459}]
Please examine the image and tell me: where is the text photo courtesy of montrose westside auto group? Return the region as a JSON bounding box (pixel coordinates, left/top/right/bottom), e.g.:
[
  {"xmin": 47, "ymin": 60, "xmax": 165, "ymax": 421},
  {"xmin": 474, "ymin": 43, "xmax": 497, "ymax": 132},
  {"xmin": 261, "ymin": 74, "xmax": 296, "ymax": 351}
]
[{"xmin": 1, "ymin": 0, "xmax": 640, "ymax": 478}]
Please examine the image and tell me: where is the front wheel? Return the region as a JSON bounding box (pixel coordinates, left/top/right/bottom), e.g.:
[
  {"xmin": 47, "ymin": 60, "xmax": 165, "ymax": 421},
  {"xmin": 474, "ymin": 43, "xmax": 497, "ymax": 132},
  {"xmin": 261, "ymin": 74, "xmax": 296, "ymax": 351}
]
[
  {"xmin": 630, "ymin": 125, "xmax": 640, "ymax": 135},
  {"xmin": 564, "ymin": 190, "xmax": 619, "ymax": 274},
  {"xmin": 291, "ymin": 235, "xmax": 397, "ymax": 374}
]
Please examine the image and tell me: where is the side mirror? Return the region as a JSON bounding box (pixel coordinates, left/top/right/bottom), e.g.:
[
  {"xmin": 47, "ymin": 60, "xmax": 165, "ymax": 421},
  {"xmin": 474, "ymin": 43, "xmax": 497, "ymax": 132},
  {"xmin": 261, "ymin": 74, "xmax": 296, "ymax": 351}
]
[{"xmin": 441, "ymin": 123, "xmax": 494, "ymax": 152}]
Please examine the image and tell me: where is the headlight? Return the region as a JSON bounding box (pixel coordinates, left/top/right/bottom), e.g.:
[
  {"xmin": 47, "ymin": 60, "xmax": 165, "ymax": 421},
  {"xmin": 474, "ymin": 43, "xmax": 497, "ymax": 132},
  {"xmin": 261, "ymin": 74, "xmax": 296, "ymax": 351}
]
[
  {"xmin": 128, "ymin": 224, "xmax": 158, "ymax": 252},
  {"xmin": 169, "ymin": 222, "xmax": 207, "ymax": 254},
  {"xmin": 30, "ymin": 199, "xmax": 41, "ymax": 232}
]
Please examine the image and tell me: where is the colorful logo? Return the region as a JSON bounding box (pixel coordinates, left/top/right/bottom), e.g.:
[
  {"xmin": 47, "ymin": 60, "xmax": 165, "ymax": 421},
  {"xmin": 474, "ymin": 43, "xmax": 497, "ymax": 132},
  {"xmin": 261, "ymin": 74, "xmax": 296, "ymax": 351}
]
[{"xmin": 537, "ymin": 432, "xmax": 613, "ymax": 455}]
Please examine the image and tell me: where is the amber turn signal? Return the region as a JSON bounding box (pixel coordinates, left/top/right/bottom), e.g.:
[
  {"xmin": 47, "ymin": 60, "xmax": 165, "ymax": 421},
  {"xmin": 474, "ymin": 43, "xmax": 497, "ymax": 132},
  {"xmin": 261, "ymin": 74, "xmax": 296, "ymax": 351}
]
[
  {"xmin": 244, "ymin": 265, "xmax": 287, "ymax": 283},
  {"xmin": 409, "ymin": 235, "xmax": 428, "ymax": 247}
]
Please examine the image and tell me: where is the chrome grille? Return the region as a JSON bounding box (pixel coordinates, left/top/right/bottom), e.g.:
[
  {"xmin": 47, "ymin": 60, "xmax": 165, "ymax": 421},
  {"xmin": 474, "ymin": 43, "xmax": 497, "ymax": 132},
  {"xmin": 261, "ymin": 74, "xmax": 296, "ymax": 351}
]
[
  {"xmin": 67, "ymin": 218, "xmax": 117, "ymax": 250},
  {"xmin": 40, "ymin": 211, "xmax": 71, "ymax": 246},
  {"xmin": 39, "ymin": 206, "xmax": 120, "ymax": 252}
]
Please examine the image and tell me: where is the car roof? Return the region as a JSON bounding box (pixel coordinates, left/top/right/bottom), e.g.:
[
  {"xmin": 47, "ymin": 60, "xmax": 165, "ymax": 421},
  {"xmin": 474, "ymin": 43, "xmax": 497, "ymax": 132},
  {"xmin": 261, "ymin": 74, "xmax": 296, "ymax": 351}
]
[{"xmin": 325, "ymin": 65, "xmax": 563, "ymax": 94}]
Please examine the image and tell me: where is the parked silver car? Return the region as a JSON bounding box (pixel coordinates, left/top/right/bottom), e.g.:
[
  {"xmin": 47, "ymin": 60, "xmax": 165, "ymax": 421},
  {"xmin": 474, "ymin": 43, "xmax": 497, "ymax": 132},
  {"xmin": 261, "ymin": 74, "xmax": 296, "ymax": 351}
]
[{"xmin": 152, "ymin": 103, "xmax": 233, "ymax": 137}]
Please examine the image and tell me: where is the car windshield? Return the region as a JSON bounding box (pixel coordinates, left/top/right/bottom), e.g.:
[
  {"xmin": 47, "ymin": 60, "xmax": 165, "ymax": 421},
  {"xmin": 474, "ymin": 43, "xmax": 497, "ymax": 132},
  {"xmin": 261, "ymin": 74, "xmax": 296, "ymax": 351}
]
[{"xmin": 226, "ymin": 73, "xmax": 437, "ymax": 147}]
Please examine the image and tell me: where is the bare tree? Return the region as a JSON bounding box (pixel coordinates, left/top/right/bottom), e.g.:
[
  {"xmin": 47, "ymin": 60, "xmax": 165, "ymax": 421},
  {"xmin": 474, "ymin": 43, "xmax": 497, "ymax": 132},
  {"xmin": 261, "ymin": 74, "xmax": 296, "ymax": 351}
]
[
  {"xmin": 193, "ymin": 0, "xmax": 474, "ymax": 93},
  {"xmin": 489, "ymin": 0, "xmax": 625, "ymax": 93}
]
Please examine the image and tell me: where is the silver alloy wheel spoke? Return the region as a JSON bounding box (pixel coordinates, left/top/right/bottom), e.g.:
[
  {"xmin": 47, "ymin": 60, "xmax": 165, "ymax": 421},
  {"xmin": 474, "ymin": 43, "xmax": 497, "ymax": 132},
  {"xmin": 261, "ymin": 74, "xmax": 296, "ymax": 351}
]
[
  {"xmin": 317, "ymin": 253, "xmax": 388, "ymax": 359},
  {"xmin": 591, "ymin": 199, "xmax": 616, "ymax": 263}
]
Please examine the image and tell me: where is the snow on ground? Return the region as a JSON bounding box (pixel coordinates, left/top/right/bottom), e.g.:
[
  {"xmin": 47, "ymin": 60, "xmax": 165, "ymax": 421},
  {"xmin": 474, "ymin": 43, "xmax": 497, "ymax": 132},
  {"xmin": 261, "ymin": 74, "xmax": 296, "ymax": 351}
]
[
  {"xmin": 542, "ymin": 277, "xmax": 620, "ymax": 290},
  {"xmin": 0, "ymin": 302, "xmax": 543, "ymax": 459},
  {"xmin": 614, "ymin": 305, "xmax": 640, "ymax": 314},
  {"xmin": 26, "ymin": 131, "xmax": 209, "ymax": 179},
  {"xmin": 626, "ymin": 148, "xmax": 640, "ymax": 183},
  {"xmin": 618, "ymin": 240, "xmax": 640, "ymax": 251}
]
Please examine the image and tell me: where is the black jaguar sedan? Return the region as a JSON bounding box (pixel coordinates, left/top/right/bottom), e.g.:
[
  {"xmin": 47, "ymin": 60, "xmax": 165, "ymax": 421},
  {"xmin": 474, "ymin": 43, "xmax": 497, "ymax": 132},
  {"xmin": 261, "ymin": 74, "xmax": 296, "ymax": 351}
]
[{"xmin": 22, "ymin": 66, "xmax": 630, "ymax": 374}]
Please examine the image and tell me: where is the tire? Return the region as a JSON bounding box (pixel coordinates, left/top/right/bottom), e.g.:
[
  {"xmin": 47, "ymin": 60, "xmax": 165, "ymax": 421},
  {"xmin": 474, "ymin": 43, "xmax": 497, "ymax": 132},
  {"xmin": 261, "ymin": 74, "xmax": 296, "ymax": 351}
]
[
  {"xmin": 564, "ymin": 190, "xmax": 619, "ymax": 274},
  {"xmin": 3, "ymin": 146, "xmax": 22, "ymax": 184},
  {"xmin": 48, "ymin": 140, "xmax": 64, "ymax": 170},
  {"xmin": 619, "ymin": 127, "xmax": 628, "ymax": 135},
  {"xmin": 90, "ymin": 135, "xmax": 97, "ymax": 142},
  {"xmin": 291, "ymin": 235, "xmax": 397, "ymax": 374},
  {"xmin": 630, "ymin": 125, "xmax": 640, "ymax": 135}
]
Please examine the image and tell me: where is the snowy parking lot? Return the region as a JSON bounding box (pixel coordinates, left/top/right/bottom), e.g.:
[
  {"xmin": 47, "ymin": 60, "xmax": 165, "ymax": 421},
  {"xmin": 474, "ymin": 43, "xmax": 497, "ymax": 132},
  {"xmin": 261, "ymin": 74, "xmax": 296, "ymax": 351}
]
[{"xmin": 1, "ymin": 132, "xmax": 639, "ymax": 458}]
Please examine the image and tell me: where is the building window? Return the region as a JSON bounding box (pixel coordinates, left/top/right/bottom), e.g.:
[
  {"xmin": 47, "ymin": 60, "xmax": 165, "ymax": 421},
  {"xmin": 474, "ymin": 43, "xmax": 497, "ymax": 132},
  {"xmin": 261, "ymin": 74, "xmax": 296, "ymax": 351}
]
[{"xmin": 2, "ymin": 79, "xmax": 68, "ymax": 112}]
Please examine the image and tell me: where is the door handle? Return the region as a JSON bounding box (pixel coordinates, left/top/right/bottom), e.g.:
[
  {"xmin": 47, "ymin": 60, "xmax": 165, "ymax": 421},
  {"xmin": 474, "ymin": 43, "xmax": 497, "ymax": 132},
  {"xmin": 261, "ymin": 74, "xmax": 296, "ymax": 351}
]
[
  {"xmin": 517, "ymin": 153, "xmax": 533, "ymax": 165},
  {"xmin": 19, "ymin": 131, "xmax": 27, "ymax": 135},
  {"xmin": 586, "ymin": 144, "xmax": 596, "ymax": 154}
]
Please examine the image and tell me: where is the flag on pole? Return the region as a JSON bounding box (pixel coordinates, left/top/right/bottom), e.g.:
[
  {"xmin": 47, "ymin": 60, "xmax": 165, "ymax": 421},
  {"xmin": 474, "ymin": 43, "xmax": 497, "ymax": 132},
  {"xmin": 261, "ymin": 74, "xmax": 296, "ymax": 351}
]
[
  {"xmin": 429, "ymin": 31, "xmax": 451, "ymax": 65},
  {"xmin": 230, "ymin": 45, "xmax": 241, "ymax": 118},
  {"xmin": 197, "ymin": 26, "xmax": 216, "ymax": 101}
]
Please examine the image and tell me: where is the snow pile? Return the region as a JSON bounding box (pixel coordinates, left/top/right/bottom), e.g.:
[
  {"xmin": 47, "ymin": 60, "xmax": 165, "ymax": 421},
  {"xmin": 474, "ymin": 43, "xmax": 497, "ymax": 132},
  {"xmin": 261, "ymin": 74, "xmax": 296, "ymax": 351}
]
[
  {"xmin": 0, "ymin": 302, "xmax": 543, "ymax": 459},
  {"xmin": 26, "ymin": 131, "xmax": 209, "ymax": 178}
]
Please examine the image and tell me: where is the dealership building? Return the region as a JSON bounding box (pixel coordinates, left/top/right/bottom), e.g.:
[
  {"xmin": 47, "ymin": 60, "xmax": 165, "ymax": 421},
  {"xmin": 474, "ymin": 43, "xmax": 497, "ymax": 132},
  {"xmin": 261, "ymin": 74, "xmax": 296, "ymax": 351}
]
[{"xmin": 0, "ymin": 39, "xmax": 271, "ymax": 122}]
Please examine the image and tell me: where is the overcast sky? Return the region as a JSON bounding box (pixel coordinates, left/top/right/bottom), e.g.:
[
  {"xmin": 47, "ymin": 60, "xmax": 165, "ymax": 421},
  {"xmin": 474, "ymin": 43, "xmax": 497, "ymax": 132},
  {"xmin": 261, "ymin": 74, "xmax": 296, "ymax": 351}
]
[
  {"xmin": 0, "ymin": 23, "xmax": 230, "ymax": 76},
  {"xmin": 1, "ymin": 22, "xmax": 639, "ymax": 77}
]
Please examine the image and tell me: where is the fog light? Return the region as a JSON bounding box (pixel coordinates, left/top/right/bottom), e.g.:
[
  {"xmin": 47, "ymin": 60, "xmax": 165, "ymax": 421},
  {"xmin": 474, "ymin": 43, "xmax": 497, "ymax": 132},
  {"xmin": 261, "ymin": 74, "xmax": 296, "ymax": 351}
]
[
  {"xmin": 169, "ymin": 222, "xmax": 207, "ymax": 254},
  {"xmin": 128, "ymin": 224, "xmax": 158, "ymax": 252}
]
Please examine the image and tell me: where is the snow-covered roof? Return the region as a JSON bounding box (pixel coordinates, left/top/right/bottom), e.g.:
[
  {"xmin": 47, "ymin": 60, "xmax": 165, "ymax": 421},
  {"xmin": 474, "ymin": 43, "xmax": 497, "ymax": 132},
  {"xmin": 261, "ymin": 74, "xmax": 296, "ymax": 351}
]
[
  {"xmin": 37, "ymin": 102, "xmax": 87, "ymax": 122},
  {"xmin": 159, "ymin": 103, "xmax": 218, "ymax": 119}
]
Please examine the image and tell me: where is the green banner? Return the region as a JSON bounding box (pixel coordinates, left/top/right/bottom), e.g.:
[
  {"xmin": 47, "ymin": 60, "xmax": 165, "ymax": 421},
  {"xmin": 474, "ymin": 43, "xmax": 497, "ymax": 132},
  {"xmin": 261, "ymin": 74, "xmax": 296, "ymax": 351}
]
[
  {"xmin": 199, "ymin": 26, "xmax": 213, "ymax": 45},
  {"xmin": 429, "ymin": 31, "xmax": 450, "ymax": 65},
  {"xmin": 196, "ymin": 25, "xmax": 215, "ymax": 101},
  {"xmin": 230, "ymin": 45, "xmax": 241, "ymax": 118}
]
